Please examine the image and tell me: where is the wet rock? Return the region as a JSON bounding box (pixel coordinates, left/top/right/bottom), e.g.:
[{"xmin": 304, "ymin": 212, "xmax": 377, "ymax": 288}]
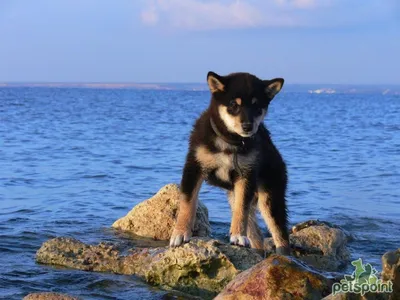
[
  {"xmin": 264, "ymin": 220, "xmax": 351, "ymax": 271},
  {"xmin": 36, "ymin": 237, "xmax": 262, "ymax": 299},
  {"xmin": 215, "ymin": 254, "xmax": 333, "ymax": 300},
  {"xmin": 23, "ymin": 293, "xmax": 80, "ymax": 300},
  {"xmin": 112, "ymin": 184, "xmax": 211, "ymax": 240},
  {"xmin": 292, "ymin": 220, "xmax": 355, "ymax": 241},
  {"xmin": 382, "ymin": 248, "xmax": 400, "ymax": 300}
]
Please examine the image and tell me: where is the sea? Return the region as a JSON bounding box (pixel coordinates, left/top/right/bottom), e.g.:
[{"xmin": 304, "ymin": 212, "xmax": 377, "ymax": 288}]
[{"xmin": 0, "ymin": 85, "xmax": 399, "ymax": 299}]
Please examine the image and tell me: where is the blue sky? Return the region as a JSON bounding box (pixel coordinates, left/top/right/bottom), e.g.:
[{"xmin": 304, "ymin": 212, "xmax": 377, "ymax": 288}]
[{"xmin": 0, "ymin": 0, "xmax": 399, "ymax": 84}]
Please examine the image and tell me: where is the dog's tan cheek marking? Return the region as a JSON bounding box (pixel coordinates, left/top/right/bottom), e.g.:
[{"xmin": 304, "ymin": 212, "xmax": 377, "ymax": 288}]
[
  {"xmin": 235, "ymin": 98, "xmax": 242, "ymax": 106},
  {"xmin": 230, "ymin": 178, "xmax": 248, "ymax": 236},
  {"xmin": 175, "ymin": 178, "xmax": 203, "ymax": 231},
  {"xmin": 233, "ymin": 115, "xmax": 241, "ymax": 131},
  {"xmin": 218, "ymin": 105, "xmax": 242, "ymax": 134},
  {"xmin": 258, "ymin": 190, "xmax": 289, "ymax": 248}
]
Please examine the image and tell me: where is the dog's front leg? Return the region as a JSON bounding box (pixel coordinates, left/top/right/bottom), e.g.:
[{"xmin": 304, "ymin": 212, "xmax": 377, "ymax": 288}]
[
  {"xmin": 229, "ymin": 176, "xmax": 256, "ymax": 247},
  {"xmin": 170, "ymin": 155, "xmax": 203, "ymax": 247},
  {"xmin": 227, "ymin": 192, "xmax": 264, "ymax": 250}
]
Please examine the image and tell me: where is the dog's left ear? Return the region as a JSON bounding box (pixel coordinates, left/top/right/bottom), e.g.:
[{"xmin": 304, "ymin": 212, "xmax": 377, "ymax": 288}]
[
  {"xmin": 207, "ymin": 71, "xmax": 225, "ymax": 93},
  {"xmin": 264, "ymin": 78, "xmax": 284, "ymax": 99}
]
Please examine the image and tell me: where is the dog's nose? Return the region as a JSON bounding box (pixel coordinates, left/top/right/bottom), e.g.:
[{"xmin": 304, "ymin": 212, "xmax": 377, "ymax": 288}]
[{"xmin": 241, "ymin": 123, "xmax": 253, "ymax": 132}]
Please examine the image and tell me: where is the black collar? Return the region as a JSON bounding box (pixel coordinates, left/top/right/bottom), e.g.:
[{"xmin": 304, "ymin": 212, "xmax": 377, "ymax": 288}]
[{"xmin": 210, "ymin": 117, "xmax": 246, "ymax": 147}]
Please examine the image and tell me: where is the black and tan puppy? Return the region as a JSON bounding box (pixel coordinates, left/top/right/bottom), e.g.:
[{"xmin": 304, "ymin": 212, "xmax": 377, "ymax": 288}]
[{"xmin": 170, "ymin": 71, "xmax": 290, "ymax": 255}]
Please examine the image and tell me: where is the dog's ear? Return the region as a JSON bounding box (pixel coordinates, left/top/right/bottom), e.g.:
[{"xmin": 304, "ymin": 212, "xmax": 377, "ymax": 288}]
[
  {"xmin": 264, "ymin": 78, "xmax": 284, "ymax": 99},
  {"xmin": 207, "ymin": 71, "xmax": 225, "ymax": 93}
]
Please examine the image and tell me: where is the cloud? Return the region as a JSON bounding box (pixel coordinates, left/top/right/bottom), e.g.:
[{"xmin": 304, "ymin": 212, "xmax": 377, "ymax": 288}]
[
  {"xmin": 274, "ymin": 0, "xmax": 330, "ymax": 9},
  {"xmin": 140, "ymin": 0, "xmax": 301, "ymax": 30},
  {"xmin": 141, "ymin": 5, "xmax": 159, "ymax": 26},
  {"xmin": 139, "ymin": 0, "xmax": 397, "ymax": 31}
]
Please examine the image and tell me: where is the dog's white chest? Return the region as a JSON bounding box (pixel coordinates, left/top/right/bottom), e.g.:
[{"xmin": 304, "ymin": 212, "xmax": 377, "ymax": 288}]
[
  {"xmin": 195, "ymin": 146, "xmax": 233, "ymax": 182},
  {"xmin": 214, "ymin": 153, "xmax": 234, "ymax": 182},
  {"xmin": 195, "ymin": 146, "xmax": 256, "ymax": 183}
]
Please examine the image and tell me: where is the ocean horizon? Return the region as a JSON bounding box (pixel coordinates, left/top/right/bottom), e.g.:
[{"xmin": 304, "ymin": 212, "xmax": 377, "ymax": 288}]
[{"xmin": 1, "ymin": 82, "xmax": 400, "ymax": 95}]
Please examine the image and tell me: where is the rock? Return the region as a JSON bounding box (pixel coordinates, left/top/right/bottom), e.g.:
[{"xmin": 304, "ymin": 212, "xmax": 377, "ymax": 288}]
[
  {"xmin": 36, "ymin": 237, "xmax": 263, "ymax": 299},
  {"xmin": 264, "ymin": 220, "xmax": 351, "ymax": 271},
  {"xmin": 23, "ymin": 293, "xmax": 80, "ymax": 300},
  {"xmin": 292, "ymin": 220, "xmax": 355, "ymax": 241},
  {"xmin": 215, "ymin": 254, "xmax": 333, "ymax": 300},
  {"xmin": 112, "ymin": 184, "xmax": 211, "ymax": 240},
  {"xmin": 382, "ymin": 248, "xmax": 400, "ymax": 300}
]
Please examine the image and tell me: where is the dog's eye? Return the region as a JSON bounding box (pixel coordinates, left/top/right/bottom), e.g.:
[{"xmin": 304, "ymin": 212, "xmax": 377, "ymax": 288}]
[
  {"xmin": 228, "ymin": 100, "xmax": 240, "ymax": 114},
  {"xmin": 229, "ymin": 100, "xmax": 239, "ymax": 109}
]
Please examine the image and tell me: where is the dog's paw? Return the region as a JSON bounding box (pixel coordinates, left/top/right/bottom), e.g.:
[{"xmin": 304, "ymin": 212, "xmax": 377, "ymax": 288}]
[
  {"xmin": 276, "ymin": 246, "xmax": 291, "ymax": 256},
  {"xmin": 169, "ymin": 228, "xmax": 192, "ymax": 247},
  {"xmin": 230, "ymin": 235, "xmax": 250, "ymax": 247}
]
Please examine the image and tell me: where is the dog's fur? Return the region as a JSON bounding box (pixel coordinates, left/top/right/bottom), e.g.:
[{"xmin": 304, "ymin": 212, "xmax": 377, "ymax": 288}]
[{"xmin": 170, "ymin": 71, "xmax": 290, "ymax": 255}]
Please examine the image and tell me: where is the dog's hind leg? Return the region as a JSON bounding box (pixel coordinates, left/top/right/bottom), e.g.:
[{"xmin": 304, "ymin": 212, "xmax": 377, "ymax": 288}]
[
  {"xmin": 247, "ymin": 199, "xmax": 264, "ymax": 250},
  {"xmin": 258, "ymin": 188, "xmax": 290, "ymax": 255},
  {"xmin": 170, "ymin": 153, "xmax": 203, "ymax": 247},
  {"xmin": 228, "ymin": 191, "xmax": 263, "ymax": 250}
]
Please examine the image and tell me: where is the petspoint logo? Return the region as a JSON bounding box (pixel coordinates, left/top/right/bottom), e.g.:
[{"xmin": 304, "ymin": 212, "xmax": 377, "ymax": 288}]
[{"xmin": 332, "ymin": 258, "xmax": 393, "ymax": 296}]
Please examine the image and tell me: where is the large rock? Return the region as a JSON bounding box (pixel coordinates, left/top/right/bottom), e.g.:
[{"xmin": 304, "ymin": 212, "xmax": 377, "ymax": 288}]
[
  {"xmin": 36, "ymin": 237, "xmax": 262, "ymax": 299},
  {"xmin": 23, "ymin": 293, "xmax": 80, "ymax": 300},
  {"xmin": 264, "ymin": 220, "xmax": 351, "ymax": 271},
  {"xmin": 215, "ymin": 254, "xmax": 333, "ymax": 300},
  {"xmin": 112, "ymin": 184, "xmax": 211, "ymax": 240},
  {"xmin": 382, "ymin": 248, "xmax": 400, "ymax": 300}
]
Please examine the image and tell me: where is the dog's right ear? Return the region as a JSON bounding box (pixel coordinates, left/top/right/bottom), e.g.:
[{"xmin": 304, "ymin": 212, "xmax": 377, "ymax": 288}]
[{"xmin": 207, "ymin": 71, "xmax": 225, "ymax": 93}]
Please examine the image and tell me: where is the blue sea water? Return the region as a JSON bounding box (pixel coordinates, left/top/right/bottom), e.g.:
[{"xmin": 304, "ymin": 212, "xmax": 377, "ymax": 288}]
[{"xmin": 0, "ymin": 87, "xmax": 399, "ymax": 299}]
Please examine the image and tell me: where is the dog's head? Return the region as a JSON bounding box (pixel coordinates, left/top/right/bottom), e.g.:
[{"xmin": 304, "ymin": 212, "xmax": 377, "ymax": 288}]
[{"xmin": 207, "ymin": 71, "xmax": 284, "ymax": 137}]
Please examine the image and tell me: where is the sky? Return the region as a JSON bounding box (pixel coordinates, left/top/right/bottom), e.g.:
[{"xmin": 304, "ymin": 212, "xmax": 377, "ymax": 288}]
[{"xmin": 0, "ymin": 0, "xmax": 399, "ymax": 84}]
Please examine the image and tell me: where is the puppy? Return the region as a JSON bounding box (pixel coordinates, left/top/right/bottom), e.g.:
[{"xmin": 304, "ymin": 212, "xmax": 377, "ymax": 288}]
[{"xmin": 169, "ymin": 71, "xmax": 290, "ymax": 255}]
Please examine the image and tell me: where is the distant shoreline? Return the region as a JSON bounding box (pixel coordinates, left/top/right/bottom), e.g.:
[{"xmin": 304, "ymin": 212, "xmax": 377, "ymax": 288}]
[
  {"xmin": 0, "ymin": 83, "xmax": 172, "ymax": 89},
  {"xmin": 0, "ymin": 82, "xmax": 399, "ymax": 95}
]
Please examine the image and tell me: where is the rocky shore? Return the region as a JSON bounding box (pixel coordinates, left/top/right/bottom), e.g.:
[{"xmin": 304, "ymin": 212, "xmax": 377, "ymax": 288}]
[{"xmin": 27, "ymin": 184, "xmax": 398, "ymax": 300}]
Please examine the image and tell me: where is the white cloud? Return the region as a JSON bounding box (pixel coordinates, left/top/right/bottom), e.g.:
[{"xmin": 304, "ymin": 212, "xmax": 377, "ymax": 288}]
[
  {"xmin": 140, "ymin": 0, "xmax": 270, "ymax": 30},
  {"xmin": 274, "ymin": 0, "xmax": 321, "ymax": 9},
  {"xmin": 141, "ymin": 4, "xmax": 159, "ymax": 26},
  {"xmin": 288, "ymin": 0, "xmax": 333, "ymax": 9},
  {"xmin": 139, "ymin": 0, "xmax": 397, "ymax": 31},
  {"xmin": 140, "ymin": 0, "xmax": 305, "ymax": 30}
]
